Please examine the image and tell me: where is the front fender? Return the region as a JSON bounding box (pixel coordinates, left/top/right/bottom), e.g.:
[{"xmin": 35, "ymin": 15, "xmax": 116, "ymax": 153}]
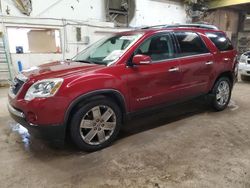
[
  {"xmin": 59, "ymin": 70, "xmax": 129, "ymax": 124},
  {"xmin": 63, "ymin": 88, "xmax": 127, "ymax": 125}
]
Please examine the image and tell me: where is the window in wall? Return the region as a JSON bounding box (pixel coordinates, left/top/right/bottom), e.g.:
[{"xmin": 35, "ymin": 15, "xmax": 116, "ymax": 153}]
[
  {"xmin": 174, "ymin": 32, "xmax": 209, "ymax": 57},
  {"xmin": 135, "ymin": 34, "xmax": 174, "ymax": 61},
  {"xmin": 7, "ymin": 27, "xmax": 61, "ymax": 53},
  {"xmin": 206, "ymin": 32, "xmax": 234, "ymax": 51}
]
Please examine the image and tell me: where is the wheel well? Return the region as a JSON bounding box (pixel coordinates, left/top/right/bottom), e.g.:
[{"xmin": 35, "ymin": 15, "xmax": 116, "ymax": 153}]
[
  {"xmin": 64, "ymin": 91, "xmax": 127, "ymax": 131},
  {"xmin": 212, "ymin": 71, "xmax": 233, "ymax": 90}
]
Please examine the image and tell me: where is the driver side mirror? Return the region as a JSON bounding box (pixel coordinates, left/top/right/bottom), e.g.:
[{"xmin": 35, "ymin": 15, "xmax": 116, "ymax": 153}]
[{"xmin": 132, "ymin": 54, "xmax": 152, "ymax": 65}]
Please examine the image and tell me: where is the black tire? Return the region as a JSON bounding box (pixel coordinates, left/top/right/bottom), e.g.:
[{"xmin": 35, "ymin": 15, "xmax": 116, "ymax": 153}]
[
  {"xmin": 241, "ymin": 75, "xmax": 250, "ymax": 81},
  {"xmin": 70, "ymin": 98, "xmax": 122, "ymax": 151},
  {"xmin": 210, "ymin": 77, "xmax": 232, "ymax": 111}
]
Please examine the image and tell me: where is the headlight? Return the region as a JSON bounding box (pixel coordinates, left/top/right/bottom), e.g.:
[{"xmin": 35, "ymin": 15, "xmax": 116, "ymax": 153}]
[
  {"xmin": 24, "ymin": 78, "xmax": 63, "ymax": 101},
  {"xmin": 239, "ymin": 55, "xmax": 247, "ymax": 64}
]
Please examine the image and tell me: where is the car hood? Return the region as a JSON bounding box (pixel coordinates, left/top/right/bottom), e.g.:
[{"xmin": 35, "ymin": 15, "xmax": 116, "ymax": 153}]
[{"xmin": 21, "ymin": 61, "xmax": 105, "ymax": 80}]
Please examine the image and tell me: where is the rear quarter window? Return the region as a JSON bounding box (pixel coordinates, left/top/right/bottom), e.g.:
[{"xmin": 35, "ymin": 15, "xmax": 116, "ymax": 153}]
[{"xmin": 206, "ymin": 32, "xmax": 234, "ymax": 51}]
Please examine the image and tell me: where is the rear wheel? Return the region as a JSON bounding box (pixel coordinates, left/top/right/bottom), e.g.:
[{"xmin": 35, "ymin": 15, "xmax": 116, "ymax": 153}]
[
  {"xmin": 210, "ymin": 77, "xmax": 232, "ymax": 111},
  {"xmin": 70, "ymin": 98, "xmax": 122, "ymax": 151}
]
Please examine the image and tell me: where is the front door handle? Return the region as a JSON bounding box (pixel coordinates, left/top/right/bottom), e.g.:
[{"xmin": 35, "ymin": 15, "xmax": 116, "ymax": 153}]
[
  {"xmin": 205, "ymin": 61, "xmax": 214, "ymax": 65},
  {"xmin": 168, "ymin": 67, "xmax": 180, "ymax": 72}
]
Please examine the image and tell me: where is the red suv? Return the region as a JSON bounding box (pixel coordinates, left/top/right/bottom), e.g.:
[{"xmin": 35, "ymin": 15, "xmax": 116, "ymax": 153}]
[{"xmin": 8, "ymin": 24, "xmax": 238, "ymax": 151}]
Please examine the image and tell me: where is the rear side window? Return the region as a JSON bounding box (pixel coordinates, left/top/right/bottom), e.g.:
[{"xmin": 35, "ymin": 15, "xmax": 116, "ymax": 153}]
[
  {"xmin": 174, "ymin": 32, "xmax": 209, "ymax": 57},
  {"xmin": 206, "ymin": 32, "xmax": 233, "ymax": 51}
]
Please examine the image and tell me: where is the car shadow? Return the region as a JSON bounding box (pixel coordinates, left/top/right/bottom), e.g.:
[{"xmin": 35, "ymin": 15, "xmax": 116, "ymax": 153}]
[{"xmin": 118, "ymin": 97, "xmax": 210, "ymax": 139}]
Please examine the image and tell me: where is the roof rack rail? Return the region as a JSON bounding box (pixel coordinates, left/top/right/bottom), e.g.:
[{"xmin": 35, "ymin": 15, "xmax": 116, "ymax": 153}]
[{"xmin": 141, "ymin": 24, "xmax": 218, "ymax": 30}]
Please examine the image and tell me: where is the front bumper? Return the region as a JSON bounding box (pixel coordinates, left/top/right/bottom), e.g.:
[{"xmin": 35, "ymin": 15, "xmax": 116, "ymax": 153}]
[{"xmin": 8, "ymin": 103, "xmax": 66, "ymax": 146}]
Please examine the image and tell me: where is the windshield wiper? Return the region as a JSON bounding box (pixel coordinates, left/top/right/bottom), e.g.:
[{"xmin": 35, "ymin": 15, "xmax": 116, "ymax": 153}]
[{"xmin": 72, "ymin": 60, "xmax": 95, "ymax": 64}]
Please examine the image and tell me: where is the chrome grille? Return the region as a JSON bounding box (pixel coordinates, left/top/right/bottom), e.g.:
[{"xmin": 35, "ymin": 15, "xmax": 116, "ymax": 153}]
[
  {"xmin": 11, "ymin": 78, "xmax": 24, "ymax": 95},
  {"xmin": 9, "ymin": 74, "xmax": 28, "ymax": 96}
]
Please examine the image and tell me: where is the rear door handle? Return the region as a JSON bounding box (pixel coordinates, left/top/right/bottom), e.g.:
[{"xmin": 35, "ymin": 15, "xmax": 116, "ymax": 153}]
[
  {"xmin": 168, "ymin": 67, "xmax": 180, "ymax": 72},
  {"xmin": 205, "ymin": 61, "xmax": 214, "ymax": 65}
]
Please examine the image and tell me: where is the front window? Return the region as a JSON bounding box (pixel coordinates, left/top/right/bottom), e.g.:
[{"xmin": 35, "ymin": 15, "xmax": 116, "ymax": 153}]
[
  {"xmin": 73, "ymin": 33, "xmax": 142, "ymax": 66},
  {"xmin": 134, "ymin": 34, "xmax": 174, "ymax": 62}
]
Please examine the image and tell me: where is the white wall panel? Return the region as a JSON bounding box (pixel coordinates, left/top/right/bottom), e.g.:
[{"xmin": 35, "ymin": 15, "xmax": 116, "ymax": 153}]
[{"xmin": 130, "ymin": 0, "xmax": 187, "ymax": 27}]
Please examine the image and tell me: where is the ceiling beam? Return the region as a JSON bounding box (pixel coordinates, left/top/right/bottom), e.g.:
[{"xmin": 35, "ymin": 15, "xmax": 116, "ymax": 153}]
[{"xmin": 209, "ymin": 0, "xmax": 250, "ymax": 9}]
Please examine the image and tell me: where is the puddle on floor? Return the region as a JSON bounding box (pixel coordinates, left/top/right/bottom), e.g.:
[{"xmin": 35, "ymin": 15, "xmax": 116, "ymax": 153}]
[
  {"xmin": 10, "ymin": 122, "xmax": 30, "ymax": 151},
  {"xmin": 5, "ymin": 120, "xmax": 85, "ymax": 158}
]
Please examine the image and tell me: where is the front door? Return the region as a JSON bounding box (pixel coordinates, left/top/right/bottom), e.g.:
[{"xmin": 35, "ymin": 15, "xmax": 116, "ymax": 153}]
[{"xmin": 125, "ymin": 33, "xmax": 182, "ymax": 112}]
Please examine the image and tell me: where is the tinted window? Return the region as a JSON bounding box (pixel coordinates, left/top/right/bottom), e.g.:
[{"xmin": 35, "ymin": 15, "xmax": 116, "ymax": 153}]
[
  {"xmin": 135, "ymin": 34, "xmax": 174, "ymax": 61},
  {"xmin": 174, "ymin": 32, "xmax": 209, "ymax": 57},
  {"xmin": 206, "ymin": 32, "xmax": 233, "ymax": 51}
]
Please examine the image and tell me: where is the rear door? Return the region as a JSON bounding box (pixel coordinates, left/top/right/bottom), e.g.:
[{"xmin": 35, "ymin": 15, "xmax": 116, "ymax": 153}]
[{"xmin": 173, "ymin": 31, "xmax": 216, "ymax": 98}]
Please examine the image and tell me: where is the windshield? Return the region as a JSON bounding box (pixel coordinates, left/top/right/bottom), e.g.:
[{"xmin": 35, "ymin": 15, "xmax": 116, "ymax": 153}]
[{"xmin": 72, "ymin": 33, "xmax": 143, "ymax": 66}]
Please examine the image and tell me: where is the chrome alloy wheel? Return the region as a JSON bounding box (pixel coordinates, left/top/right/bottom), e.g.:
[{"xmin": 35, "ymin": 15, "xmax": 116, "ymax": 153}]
[
  {"xmin": 216, "ymin": 80, "xmax": 230, "ymax": 106},
  {"xmin": 79, "ymin": 105, "xmax": 116, "ymax": 145}
]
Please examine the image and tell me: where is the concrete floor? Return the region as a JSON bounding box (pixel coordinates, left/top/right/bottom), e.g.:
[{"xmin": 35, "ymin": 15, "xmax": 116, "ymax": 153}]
[{"xmin": 1, "ymin": 81, "xmax": 250, "ymax": 188}]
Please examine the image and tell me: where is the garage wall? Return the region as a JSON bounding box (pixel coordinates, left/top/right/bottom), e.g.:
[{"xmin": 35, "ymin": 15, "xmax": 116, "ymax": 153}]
[
  {"xmin": 203, "ymin": 9, "xmax": 239, "ymax": 37},
  {"xmin": 0, "ymin": 0, "xmax": 106, "ymax": 21},
  {"xmin": 130, "ymin": 0, "xmax": 187, "ymax": 27},
  {"xmin": 0, "ymin": 0, "xmax": 187, "ymax": 27},
  {"xmin": 1, "ymin": 18, "xmax": 127, "ymax": 72}
]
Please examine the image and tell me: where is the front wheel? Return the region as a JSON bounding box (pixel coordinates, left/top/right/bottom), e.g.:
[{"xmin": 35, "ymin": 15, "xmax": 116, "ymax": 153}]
[
  {"xmin": 70, "ymin": 98, "xmax": 122, "ymax": 151},
  {"xmin": 210, "ymin": 77, "xmax": 232, "ymax": 111}
]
